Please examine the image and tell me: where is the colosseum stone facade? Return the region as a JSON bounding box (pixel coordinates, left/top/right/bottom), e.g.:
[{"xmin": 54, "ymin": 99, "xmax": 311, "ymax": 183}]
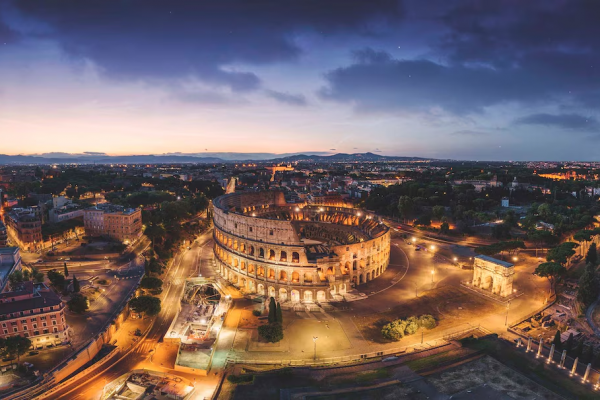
[{"xmin": 213, "ymin": 191, "xmax": 390, "ymax": 303}]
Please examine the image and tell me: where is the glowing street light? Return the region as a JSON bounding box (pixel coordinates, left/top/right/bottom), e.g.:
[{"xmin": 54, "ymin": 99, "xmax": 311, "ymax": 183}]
[
  {"xmin": 431, "ymin": 269, "xmax": 435, "ymax": 283},
  {"xmin": 295, "ymin": 207, "xmax": 300, "ymax": 212},
  {"xmin": 411, "ymin": 237, "xmax": 416, "ymax": 243},
  {"xmin": 430, "ymin": 245, "xmax": 436, "ymax": 251},
  {"xmin": 512, "ymin": 256, "xmax": 518, "ymax": 262}
]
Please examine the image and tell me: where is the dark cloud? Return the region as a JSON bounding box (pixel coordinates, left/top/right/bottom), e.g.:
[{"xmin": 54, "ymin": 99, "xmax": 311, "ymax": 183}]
[
  {"xmin": 514, "ymin": 113, "xmax": 600, "ymax": 132},
  {"xmin": 11, "ymin": 0, "xmax": 403, "ymax": 91},
  {"xmin": 320, "ymin": 48, "xmax": 554, "ymax": 114},
  {"xmin": 266, "ymin": 90, "xmax": 307, "ymax": 106}
]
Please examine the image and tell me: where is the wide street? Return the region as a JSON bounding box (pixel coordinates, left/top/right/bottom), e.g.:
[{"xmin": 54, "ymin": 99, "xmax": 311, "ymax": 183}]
[{"xmin": 49, "ymin": 229, "xmax": 217, "ymax": 400}]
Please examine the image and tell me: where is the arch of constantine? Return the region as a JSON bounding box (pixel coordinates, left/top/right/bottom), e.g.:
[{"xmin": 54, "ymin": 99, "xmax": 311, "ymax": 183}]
[
  {"xmin": 472, "ymin": 255, "xmax": 515, "ymax": 297},
  {"xmin": 212, "ymin": 191, "xmax": 391, "ymax": 303}
]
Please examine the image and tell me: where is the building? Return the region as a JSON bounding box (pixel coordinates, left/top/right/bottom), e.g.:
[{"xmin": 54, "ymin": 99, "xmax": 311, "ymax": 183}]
[
  {"xmin": 83, "ymin": 204, "xmax": 142, "ymax": 243},
  {"xmin": 0, "ymin": 220, "xmax": 7, "ymax": 247},
  {"xmin": 501, "ymin": 197, "xmax": 510, "ymax": 207},
  {"xmin": 213, "ymin": 190, "xmax": 390, "ymax": 302},
  {"xmin": 0, "ymin": 281, "xmax": 70, "ymax": 347},
  {"xmin": 5, "ymin": 207, "xmax": 43, "ymax": 251},
  {"xmin": 49, "ymin": 197, "xmax": 85, "ymax": 224},
  {"xmin": 0, "ymin": 247, "xmax": 22, "ymax": 292},
  {"xmin": 471, "ymin": 255, "xmax": 515, "ymax": 298}
]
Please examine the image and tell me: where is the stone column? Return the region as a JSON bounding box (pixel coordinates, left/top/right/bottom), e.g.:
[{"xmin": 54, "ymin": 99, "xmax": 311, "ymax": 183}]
[
  {"xmin": 536, "ymin": 338, "xmax": 543, "ymax": 358},
  {"xmin": 571, "ymin": 357, "xmax": 579, "ymax": 376},
  {"xmin": 560, "ymin": 350, "xmax": 567, "ymax": 368},
  {"xmin": 583, "ymin": 363, "xmax": 591, "ymax": 382},
  {"xmin": 526, "ymin": 337, "xmax": 532, "ymax": 352},
  {"xmin": 547, "ymin": 344, "xmax": 555, "ymax": 364}
]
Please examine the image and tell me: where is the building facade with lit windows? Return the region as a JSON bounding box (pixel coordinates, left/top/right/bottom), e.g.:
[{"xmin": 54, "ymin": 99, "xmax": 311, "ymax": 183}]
[
  {"xmin": 4, "ymin": 207, "xmax": 43, "ymax": 252},
  {"xmin": 0, "ymin": 281, "xmax": 70, "ymax": 347},
  {"xmin": 83, "ymin": 204, "xmax": 142, "ymax": 243},
  {"xmin": 213, "ymin": 191, "xmax": 390, "ymax": 302}
]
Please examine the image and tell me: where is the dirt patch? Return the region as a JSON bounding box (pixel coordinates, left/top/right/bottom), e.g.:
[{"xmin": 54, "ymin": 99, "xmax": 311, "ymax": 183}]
[
  {"xmin": 353, "ymin": 286, "xmax": 503, "ymax": 343},
  {"xmin": 427, "ymin": 355, "xmax": 563, "ymax": 399}
]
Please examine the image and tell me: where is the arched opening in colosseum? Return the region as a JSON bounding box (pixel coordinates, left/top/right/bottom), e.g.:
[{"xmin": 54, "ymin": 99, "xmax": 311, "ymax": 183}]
[
  {"xmin": 280, "ymin": 251, "xmax": 287, "ymax": 262},
  {"xmin": 342, "ymin": 262, "xmax": 350, "ymax": 274},
  {"xmin": 259, "ymin": 248, "xmax": 265, "ymax": 258},
  {"xmin": 241, "ymin": 278, "xmax": 247, "ymax": 290},
  {"xmin": 326, "ymin": 267, "xmax": 335, "ymax": 275},
  {"xmin": 248, "ymin": 280, "xmax": 255, "ymax": 292},
  {"xmin": 269, "ymin": 286, "xmax": 276, "ymax": 298},
  {"xmin": 366, "ymin": 271, "xmax": 371, "ymax": 281},
  {"xmin": 304, "ymin": 273, "xmax": 313, "ymax": 283},
  {"xmin": 360, "ymin": 260, "xmax": 366, "ymax": 269},
  {"xmin": 292, "ymin": 271, "xmax": 300, "ymax": 283},
  {"xmin": 227, "ymin": 238, "xmax": 232, "ymax": 248},
  {"xmin": 240, "ymin": 243, "xmax": 246, "ymax": 252},
  {"xmin": 233, "ymin": 259, "xmax": 239, "ymax": 268},
  {"xmin": 279, "ymin": 288, "xmax": 288, "ymax": 301},
  {"xmin": 317, "ymin": 269, "xmax": 326, "ymax": 282},
  {"xmin": 233, "ymin": 240, "xmax": 238, "ymax": 250},
  {"xmin": 292, "ymin": 252, "xmax": 300, "ymax": 263},
  {"xmin": 317, "ymin": 291, "xmax": 326, "ymax": 302},
  {"xmin": 241, "ymin": 261, "xmax": 246, "ymax": 271},
  {"xmin": 339, "ymin": 283, "xmax": 347, "ymax": 294},
  {"xmin": 352, "ymin": 276, "xmax": 357, "ymax": 285},
  {"xmin": 291, "ymin": 290, "xmax": 300, "ymax": 302},
  {"xmin": 279, "ymin": 270, "xmax": 287, "ymax": 281},
  {"xmin": 268, "ymin": 268, "xmax": 275, "ymax": 279},
  {"xmin": 249, "ymin": 245, "xmax": 255, "ymax": 256},
  {"xmin": 257, "ymin": 284, "xmax": 265, "ymax": 295},
  {"xmin": 269, "ymin": 249, "xmax": 276, "ymax": 260},
  {"xmin": 304, "ymin": 291, "xmax": 313, "ymax": 301},
  {"xmin": 257, "ymin": 266, "xmax": 265, "ymax": 277},
  {"xmin": 353, "ymin": 260, "xmax": 357, "ymax": 270},
  {"xmin": 359, "ymin": 274, "xmax": 364, "ymax": 284},
  {"xmin": 248, "ymin": 264, "xmax": 255, "ymax": 274}
]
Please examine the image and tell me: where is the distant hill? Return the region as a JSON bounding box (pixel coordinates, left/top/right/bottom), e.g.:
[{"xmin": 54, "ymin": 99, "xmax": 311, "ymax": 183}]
[
  {"xmin": 270, "ymin": 152, "xmax": 430, "ymax": 162},
  {"xmin": 0, "ymin": 152, "xmax": 430, "ymax": 165}
]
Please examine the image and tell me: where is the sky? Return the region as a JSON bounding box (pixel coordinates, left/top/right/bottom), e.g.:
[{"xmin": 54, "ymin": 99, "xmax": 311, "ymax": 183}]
[{"xmin": 1, "ymin": 0, "xmax": 599, "ymax": 161}]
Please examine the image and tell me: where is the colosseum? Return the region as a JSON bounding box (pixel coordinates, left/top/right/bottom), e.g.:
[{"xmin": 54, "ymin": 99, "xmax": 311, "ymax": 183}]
[{"xmin": 212, "ymin": 191, "xmax": 391, "ymax": 303}]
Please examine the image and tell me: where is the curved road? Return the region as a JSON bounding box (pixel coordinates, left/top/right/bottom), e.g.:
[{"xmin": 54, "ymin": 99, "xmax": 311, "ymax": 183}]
[{"xmin": 49, "ymin": 230, "xmax": 215, "ymax": 400}]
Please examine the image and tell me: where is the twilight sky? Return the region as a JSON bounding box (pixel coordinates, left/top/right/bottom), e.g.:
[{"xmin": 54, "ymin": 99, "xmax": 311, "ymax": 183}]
[{"xmin": 1, "ymin": 0, "xmax": 599, "ymax": 160}]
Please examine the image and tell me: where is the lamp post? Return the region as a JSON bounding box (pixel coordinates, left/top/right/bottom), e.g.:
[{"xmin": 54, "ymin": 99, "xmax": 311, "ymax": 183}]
[
  {"xmin": 431, "ymin": 269, "xmax": 435, "ymax": 283},
  {"xmin": 505, "ymin": 301, "xmax": 511, "ymax": 326},
  {"xmin": 313, "ymin": 336, "xmax": 318, "ymax": 361}
]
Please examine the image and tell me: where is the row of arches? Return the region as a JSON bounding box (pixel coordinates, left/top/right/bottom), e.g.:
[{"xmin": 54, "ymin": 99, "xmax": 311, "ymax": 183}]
[{"xmin": 215, "ymin": 229, "xmax": 300, "ymax": 263}]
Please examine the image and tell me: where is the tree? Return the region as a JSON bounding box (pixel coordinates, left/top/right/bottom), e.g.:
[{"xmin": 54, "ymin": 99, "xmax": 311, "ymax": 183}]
[
  {"xmin": 534, "ymin": 262, "xmax": 566, "ymax": 295},
  {"xmin": 432, "ymin": 206, "xmax": 445, "ymax": 221},
  {"xmin": 47, "ymin": 269, "xmax": 66, "ymax": 292},
  {"xmin": 546, "ymin": 242, "xmax": 578, "ymax": 266},
  {"xmin": 564, "ymin": 332, "xmax": 574, "ymax": 352},
  {"xmin": 63, "ymin": 262, "xmax": 69, "ymax": 277},
  {"xmin": 140, "ymin": 277, "xmax": 163, "ymax": 290},
  {"xmin": 0, "ymin": 336, "xmax": 32, "ymax": 364},
  {"xmin": 552, "ymin": 330, "xmax": 562, "ymax": 349},
  {"xmin": 31, "ymin": 268, "xmax": 44, "ymax": 283},
  {"xmin": 586, "ymin": 243, "xmax": 598, "ymax": 266},
  {"xmin": 538, "ymin": 203, "xmax": 552, "ymax": 219},
  {"xmin": 276, "ymin": 302, "xmax": 283, "ymax": 324},
  {"xmin": 577, "ymin": 263, "xmax": 599, "ymax": 305},
  {"xmin": 440, "ymin": 221, "xmax": 450, "ymax": 234},
  {"xmin": 72, "ymin": 275, "xmax": 80, "ymax": 293},
  {"xmin": 381, "ymin": 320, "xmax": 407, "ymax": 341},
  {"xmin": 414, "ymin": 214, "xmax": 431, "ymax": 226},
  {"xmin": 268, "ymin": 297, "xmax": 277, "ymax": 324},
  {"xmin": 8, "ymin": 271, "xmax": 24, "ymax": 291},
  {"xmin": 129, "ymin": 295, "xmax": 161, "ymax": 316},
  {"xmin": 397, "ymin": 196, "xmax": 414, "ymax": 222},
  {"xmin": 257, "ymin": 322, "xmax": 283, "ymax": 343},
  {"xmin": 573, "ymin": 338, "xmax": 584, "ymax": 358},
  {"xmin": 67, "ymin": 294, "xmax": 88, "ymax": 314}
]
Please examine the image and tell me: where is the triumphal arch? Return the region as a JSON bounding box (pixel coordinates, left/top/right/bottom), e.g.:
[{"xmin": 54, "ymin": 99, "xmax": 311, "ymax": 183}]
[{"xmin": 472, "ymin": 255, "xmax": 514, "ymax": 297}]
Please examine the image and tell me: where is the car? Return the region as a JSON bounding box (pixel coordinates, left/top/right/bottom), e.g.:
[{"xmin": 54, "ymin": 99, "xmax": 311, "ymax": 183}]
[
  {"xmin": 28, "ymin": 351, "xmax": 39, "ymax": 356},
  {"xmin": 58, "ymin": 257, "xmax": 63, "ymax": 261},
  {"xmin": 65, "ymin": 258, "xmax": 71, "ymax": 261},
  {"xmin": 415, "ymin": 247, "xmax": 421, "ymax": 251}
]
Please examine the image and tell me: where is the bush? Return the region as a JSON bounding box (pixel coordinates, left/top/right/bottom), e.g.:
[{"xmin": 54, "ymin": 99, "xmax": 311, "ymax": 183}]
[
  {"xmin": 258, "ymin": 323, "xmax": 283, "ymax": 343},
  {"xmin": 381, "ymin": 314, "xmax": 437, "ymax": 341},
  {"xmin": 252, "ymin": 309, "xmax": 261, "ymax": 317}
]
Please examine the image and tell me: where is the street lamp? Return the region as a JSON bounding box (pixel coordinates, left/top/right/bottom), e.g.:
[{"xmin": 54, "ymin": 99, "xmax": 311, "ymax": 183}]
[
  {"xmin": 411, "ymin": 237, "xmax": 416, "ymax": 243},
  {"xmin": 313, "ymin": 336, "xmax": 318, "ymax": 361},
  {"xmin": 431, "ymin": 269, "xmax": 435, "ymax": 283},
  {"xmin": 430, "ymin": 245, "xmax": 436, "ymax": 251},
  {"xmin": 505, "ymin": 301, "xmax": 511, "ymax": 326}
]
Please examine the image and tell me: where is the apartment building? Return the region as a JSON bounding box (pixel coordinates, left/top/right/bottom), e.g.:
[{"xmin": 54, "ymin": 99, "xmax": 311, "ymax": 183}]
[
  {"xmin": 83, "ymin": 203, "xmax": 142, "ymax": 243},
  {"xmin": 5, "ymin": 207, "xmax": 43, "ymax": 251},
  {"xmin": 0, "ymin": 281, "xmax": 70, "ymax": 348}
]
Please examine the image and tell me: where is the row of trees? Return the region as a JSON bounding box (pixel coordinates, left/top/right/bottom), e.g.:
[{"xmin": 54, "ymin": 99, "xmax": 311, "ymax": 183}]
[
  {"xmin": 552, "ymin": 330, "xmax": 600, "ymax": 367},
  {"xmin": 258, "ymin": 297, "xmax": 284, "ymax": 343}
]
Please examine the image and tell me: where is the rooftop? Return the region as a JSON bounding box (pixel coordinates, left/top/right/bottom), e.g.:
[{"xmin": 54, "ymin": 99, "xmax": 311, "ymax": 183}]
[{"xmin": 474, "ymin": 255, "xmax": 514, "ymax": 268}]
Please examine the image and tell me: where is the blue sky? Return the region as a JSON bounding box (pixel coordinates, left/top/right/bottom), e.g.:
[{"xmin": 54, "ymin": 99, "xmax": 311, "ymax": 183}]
[{"xmin": 1, "ymin": 0, "xmax": 599, "ymax": 160}]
